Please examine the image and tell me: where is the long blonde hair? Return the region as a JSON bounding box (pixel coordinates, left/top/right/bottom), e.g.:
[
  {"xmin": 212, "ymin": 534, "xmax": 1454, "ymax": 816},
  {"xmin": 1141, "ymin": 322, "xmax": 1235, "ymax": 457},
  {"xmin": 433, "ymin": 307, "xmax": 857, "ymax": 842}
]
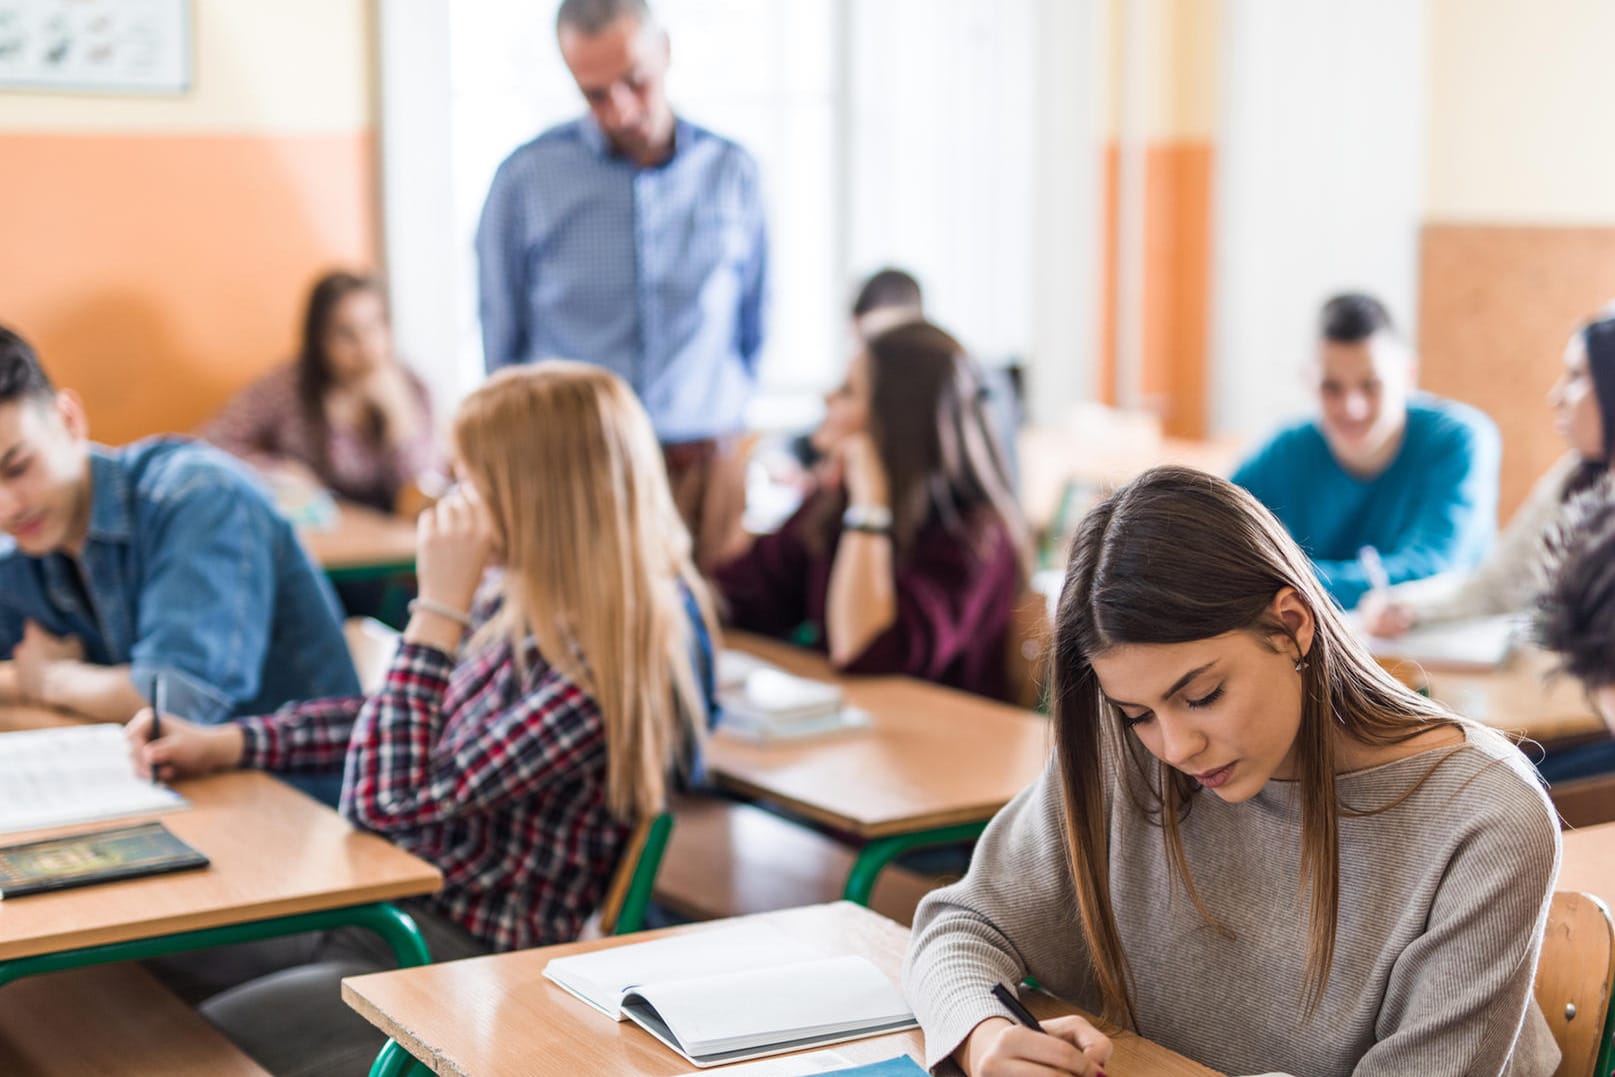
[
  {"xmin": 1052, "ymin": 466, "xmax": 1460, "ymax": 1028},
  {"xmin": 453, "ymin": 362, "xmax": 717, "ymax": 820}
]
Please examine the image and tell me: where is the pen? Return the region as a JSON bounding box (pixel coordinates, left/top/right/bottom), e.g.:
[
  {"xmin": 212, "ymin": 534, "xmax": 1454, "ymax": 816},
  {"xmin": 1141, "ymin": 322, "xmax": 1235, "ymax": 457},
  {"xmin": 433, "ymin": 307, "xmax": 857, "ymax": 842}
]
[
  {"xmin": 150, "ymin": 673, "xmax": 165, "ymax": 786},
  {"xmin": 1358, "ymin": 544, "xmax": 1391, "ymax": 598},
  {"xmin": 990, "ymin": 982, "xmax": 1043, "ymax": 1031},
  {"xmin": 991, "ymin": 982, "xmax": 1108, "ymax": 1076}
]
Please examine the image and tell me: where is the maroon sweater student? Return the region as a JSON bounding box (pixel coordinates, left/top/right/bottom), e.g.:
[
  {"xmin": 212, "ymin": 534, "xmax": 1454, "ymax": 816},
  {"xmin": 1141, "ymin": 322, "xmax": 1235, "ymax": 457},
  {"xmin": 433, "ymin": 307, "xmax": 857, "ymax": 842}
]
[{"xmin": 715, "ymin": 492, "xmax": 1020, "ymax": 700}]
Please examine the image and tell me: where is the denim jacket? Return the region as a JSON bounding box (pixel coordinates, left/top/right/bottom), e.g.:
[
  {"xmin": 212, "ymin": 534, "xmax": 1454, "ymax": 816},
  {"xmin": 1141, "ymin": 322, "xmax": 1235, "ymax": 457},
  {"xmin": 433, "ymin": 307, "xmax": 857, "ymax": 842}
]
[{"xmin": 0, "ymin": 438, "xmax": 360, "ymax": 723}]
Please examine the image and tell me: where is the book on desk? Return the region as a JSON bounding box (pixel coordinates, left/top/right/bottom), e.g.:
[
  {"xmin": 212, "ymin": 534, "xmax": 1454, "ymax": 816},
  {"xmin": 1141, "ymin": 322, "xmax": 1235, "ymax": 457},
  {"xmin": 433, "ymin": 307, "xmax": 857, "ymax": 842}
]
[
  {"xmin": 0, "ymin": 820, "xmax": 208, "ymax": 898},
  {"xmin": 542, "ymin": 921, "xmax": 917, "ymax": 1068},
  {"xmin": 716, "ymin": 652, "xmax": 870, "ymax": 744}
]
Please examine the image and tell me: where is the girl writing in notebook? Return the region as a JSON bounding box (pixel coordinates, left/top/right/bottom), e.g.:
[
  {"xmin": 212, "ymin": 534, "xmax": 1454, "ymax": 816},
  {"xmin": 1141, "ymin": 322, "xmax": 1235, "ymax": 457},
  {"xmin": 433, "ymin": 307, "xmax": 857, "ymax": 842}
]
[
  {"xmin": 131, "ymin": 362, "xmax": 718, "ymax": 1077},
  {"xmin": 714, "ymin": 320, "xmax": 1030, "ymax": 701},
  {"xmin": 904, "ymin": 466, "xmax": 1559, "ymax": 1077}
]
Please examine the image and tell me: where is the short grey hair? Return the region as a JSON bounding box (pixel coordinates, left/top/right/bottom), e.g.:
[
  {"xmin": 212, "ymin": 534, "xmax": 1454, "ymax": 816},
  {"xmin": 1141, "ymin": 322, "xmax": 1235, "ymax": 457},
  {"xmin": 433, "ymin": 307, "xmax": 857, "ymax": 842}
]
[{"xmin": 556, "ymin": 0, "xmax": 652, "ymax": 36}]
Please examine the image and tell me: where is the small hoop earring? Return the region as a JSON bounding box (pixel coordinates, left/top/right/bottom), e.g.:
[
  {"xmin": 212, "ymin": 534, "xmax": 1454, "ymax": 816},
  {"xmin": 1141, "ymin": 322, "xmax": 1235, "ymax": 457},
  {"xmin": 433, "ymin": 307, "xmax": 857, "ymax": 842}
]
[{"xmin": 1294, "ymin": 659, "xmax": 1309, "ymax": 672}]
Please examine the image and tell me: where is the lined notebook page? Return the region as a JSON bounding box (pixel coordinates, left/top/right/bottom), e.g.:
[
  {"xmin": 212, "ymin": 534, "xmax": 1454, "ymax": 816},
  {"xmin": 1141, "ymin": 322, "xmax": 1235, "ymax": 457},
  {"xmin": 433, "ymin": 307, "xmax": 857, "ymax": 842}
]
[{"xmin": 0, "ymin": 725, "xmax": 187, "ymax": 835}]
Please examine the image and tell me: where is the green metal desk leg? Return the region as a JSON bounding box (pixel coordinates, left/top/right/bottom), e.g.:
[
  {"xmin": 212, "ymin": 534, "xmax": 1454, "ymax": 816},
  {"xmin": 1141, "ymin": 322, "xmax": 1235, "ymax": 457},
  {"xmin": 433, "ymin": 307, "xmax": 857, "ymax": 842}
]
[
  {"xmin": 369, "ymin": 1037, "xmax": 432, "ymax": 1077},
  {"xmin": 841, "ymin": 821, "xmax": 990, "ymax": 906},
  {"xmin": 0, "ymin": 901, "xmax": 431, "ymax": 988},
  {"xmin": 1595, "ymin": 997, "xmax": 1614, "ymax": 1077}
]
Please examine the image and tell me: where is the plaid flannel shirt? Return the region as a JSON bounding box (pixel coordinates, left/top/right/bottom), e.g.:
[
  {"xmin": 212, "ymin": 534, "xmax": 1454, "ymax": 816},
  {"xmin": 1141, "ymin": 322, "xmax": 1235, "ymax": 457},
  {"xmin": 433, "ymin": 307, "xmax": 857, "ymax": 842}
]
[{"xmin": 238, "ymin": 628, "xmax": 627, "ymax": 951}]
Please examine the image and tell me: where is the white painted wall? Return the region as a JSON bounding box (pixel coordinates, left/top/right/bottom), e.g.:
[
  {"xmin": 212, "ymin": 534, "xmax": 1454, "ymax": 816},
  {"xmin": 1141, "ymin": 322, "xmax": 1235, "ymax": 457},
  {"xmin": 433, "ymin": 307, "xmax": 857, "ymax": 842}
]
[{"xmin": 1209, "ymin": 0, "xmax": 1426, "ymax": 439}]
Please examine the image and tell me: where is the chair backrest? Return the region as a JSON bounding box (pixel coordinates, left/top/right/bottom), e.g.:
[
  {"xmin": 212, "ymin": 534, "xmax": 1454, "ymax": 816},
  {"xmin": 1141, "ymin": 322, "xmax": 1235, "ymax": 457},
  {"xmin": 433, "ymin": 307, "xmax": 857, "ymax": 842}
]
[
  {"xmin": 1535, "ymin": 890, "xmax": 1615, "ymax": 1077},
  {"xmin": 344, "ymin": 617, "xmax": 402, "ymax": 695},
  {"xmin": 1004, "ymin": 589, "xmax": 1053, "ymax": 712},
  {"xmin": 597, "ymin": 811, "xmax": 674, "ymax": 936}
]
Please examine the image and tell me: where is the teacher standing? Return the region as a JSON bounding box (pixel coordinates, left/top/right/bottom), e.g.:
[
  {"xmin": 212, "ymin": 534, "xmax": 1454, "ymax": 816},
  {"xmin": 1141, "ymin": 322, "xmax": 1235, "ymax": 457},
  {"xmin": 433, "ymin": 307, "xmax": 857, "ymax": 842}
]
[{"xmin": 477, "ymin": 0, "xmax": 768, "ymax": 570}]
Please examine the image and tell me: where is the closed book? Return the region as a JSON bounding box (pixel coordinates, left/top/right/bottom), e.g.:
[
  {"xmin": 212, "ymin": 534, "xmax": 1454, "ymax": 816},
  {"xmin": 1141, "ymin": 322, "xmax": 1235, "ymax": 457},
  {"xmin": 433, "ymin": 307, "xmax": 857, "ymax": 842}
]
[
  {"xmin": 0, "ymin": 821, "xmax": 209, "ymax": 899},
  {"xmin": 544, "ymin": 923, "xmax": 917, "ymax": 1068}
]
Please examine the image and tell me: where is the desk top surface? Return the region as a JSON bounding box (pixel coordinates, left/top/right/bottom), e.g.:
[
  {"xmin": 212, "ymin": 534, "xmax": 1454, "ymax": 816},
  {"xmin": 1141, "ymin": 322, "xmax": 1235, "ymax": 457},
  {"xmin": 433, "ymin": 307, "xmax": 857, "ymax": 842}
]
[
  {"xmin": 707, "ymin": 634, "xmax": 1051, "ymax": 837},
  {"xmin": 0, "ymin": 711, "xmax": 441, "ymax": 961},
  {"xmin": 299, "ymin": 503, "xmax": 418, "ymax": 572},
  {"xmin": 344, "ymin": 901, "xmax": 1221, "ymax": 1077},
  {"xmin": 1423, "ymin": 648, "xmax": 1605, "ymax": 744}
]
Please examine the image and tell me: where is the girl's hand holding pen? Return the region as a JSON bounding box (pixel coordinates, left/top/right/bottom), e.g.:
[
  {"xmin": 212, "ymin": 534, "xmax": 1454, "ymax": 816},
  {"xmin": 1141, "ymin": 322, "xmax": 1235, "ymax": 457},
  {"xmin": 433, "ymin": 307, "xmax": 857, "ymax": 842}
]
[
  {"xmin": 126, "ymin": 708, "xmax": 244, "ymax": 783},
  {"xmin": 962, "ymin": 1013, "xmax": 1113, "ymax": 1076}
]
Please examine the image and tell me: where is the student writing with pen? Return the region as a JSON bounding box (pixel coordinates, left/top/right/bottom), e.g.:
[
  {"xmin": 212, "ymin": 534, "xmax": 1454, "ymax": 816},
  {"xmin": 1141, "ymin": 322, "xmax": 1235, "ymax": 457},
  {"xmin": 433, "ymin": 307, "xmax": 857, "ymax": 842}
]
[
  {"xmin": 904, "ymin": 468, "xmax": 1559, "ymax": 1076},
  {"xmin": 0, "ymin": 327, "xmax": 357, "ymax": 729},
  {"xmin": 129, "ymin": 364, "xmax": 718, "ymax": 1077}
]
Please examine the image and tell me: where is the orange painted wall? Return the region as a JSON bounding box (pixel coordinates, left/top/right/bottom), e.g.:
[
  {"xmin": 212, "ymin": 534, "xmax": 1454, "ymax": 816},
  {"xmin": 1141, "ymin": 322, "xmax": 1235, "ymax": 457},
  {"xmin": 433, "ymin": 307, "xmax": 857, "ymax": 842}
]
[
  {"xmin": 0, "ymin": 132, "xmax": 376, "ymax": 444},
  {"xmin": 1097, "ymin": 140, "xmax": 1215, "ymax": 437}
]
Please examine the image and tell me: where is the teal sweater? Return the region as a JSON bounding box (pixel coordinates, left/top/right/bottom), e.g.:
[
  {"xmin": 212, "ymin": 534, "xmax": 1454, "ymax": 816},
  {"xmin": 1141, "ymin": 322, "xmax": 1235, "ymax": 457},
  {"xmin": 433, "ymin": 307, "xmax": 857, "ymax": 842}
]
[{"xmin": 1232, "ymin": 396, "xmax": 1501, "ymax": 608}]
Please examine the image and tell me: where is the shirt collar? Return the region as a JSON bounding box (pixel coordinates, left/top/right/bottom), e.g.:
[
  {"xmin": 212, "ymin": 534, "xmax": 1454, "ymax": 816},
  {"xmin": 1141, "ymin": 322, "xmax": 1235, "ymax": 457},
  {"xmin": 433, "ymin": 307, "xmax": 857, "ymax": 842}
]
[
  {"xmin": 577, "ymin": 113, "xmax": 692, "ymax": 167},
  {"xmin": 85, "ymin": 445, "xmax": 134, "ymax": 544}
]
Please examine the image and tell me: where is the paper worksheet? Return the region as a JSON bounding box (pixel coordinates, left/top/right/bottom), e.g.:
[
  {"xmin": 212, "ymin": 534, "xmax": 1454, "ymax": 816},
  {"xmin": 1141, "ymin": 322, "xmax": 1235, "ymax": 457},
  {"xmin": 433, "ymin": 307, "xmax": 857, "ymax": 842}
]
[{"xmin": 0, "ymin": 725, "xmax": 188, "ymax": 835}]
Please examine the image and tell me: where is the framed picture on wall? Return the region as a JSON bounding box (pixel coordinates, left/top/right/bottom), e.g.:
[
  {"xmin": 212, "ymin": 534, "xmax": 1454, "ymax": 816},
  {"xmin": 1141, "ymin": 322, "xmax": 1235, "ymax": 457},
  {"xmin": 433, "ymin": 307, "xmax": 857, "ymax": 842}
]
[{"xmin": 0, "ymin": 0, "xmax": 191, "ymax": 95}]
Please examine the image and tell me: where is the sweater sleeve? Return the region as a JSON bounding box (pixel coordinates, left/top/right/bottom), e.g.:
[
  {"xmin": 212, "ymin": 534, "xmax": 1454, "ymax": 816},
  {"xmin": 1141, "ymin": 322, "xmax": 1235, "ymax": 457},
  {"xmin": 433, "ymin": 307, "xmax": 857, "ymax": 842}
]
[
  {"xmin": 711, "ymin": 497, "xmax": 816, "ymax": 636},
  {"xmin": 837, "ymin": 517, "xmax": 1019, "ymax": 683},
  {"xmin": 903, "ymin": 763, "xmax": 1093, "ymax": 1073},
  {"xmin": 1347, "ymin": 784, "xmax": 1562, "ymax": 1076},
  {"xmin": 1383, "ymin": 454, "xmax": 1574, "ymax": 624},
  {"xmin": 1315, "ymin": 411, "xmax": 1502, "ymax": 608}
]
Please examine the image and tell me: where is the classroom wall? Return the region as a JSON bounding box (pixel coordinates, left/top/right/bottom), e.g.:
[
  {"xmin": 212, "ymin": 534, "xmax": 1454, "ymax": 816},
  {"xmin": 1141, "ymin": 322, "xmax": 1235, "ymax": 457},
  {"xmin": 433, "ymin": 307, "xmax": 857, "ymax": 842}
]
[
  {"xmin": 0, "ymin": 1, "xmax": 377, "ymax": 445},
  {"xmin": 1096, "ymin": 0, "xmax": 1217, "ymax": 437},
  {"xmin": 1419, "ymin": 0, "xmax": 1615, "ymax": 521},
  {"xmin": 1208, "ymin": 0, "xmax": 1426, "ymax": 445}
]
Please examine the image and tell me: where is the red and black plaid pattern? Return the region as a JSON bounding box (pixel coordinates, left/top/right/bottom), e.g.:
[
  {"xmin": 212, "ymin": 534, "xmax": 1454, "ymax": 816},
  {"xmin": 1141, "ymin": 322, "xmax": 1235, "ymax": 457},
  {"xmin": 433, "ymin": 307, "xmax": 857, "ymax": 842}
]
[{"xmin": 237, "ymin": 633, "xmax": 628, "ymax": 952}]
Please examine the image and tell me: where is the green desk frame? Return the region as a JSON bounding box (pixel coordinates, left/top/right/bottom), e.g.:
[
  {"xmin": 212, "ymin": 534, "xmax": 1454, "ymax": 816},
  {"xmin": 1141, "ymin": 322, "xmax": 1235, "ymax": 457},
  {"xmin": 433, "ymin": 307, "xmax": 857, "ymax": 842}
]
[
  {"xmin": 0, "ymin": 901, "xmax": 429, "ymax": 989},
  {"xmin": 840, "ymin": 819, "xmax": 989, "ymax": 905}
]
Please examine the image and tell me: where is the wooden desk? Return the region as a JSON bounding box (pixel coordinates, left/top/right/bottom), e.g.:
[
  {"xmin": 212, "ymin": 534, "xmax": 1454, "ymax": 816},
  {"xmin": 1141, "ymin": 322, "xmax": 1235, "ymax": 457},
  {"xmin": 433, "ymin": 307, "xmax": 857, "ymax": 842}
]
[
  {"xmin": 709, "ymin": 633, "xmax": 1050, "ymax": 902},
  {"xmin": 0, "ymin": 703, "xmax": 94, "ymax": 732},
  {"xmin": 0, "ymin": 771, "xmax": 441, "ymax": 965},
  {"xmin": 0, "ymin": 705, "xmax": 443, "ymax": 990},
  {"xmin": 1423, "ymin": 648, "xmax": 1606, "ymax": 746},
  {"xmin": 1560, "ymin": 822, "xmax": 1615, "ymax": 908},
  {"xmin": 300, "ymin": 502, "xmax": 418, "ymax": 580},
  {"xmin": 345, "ymin": 902, "xmax": 1221, "ymax": 1077}
]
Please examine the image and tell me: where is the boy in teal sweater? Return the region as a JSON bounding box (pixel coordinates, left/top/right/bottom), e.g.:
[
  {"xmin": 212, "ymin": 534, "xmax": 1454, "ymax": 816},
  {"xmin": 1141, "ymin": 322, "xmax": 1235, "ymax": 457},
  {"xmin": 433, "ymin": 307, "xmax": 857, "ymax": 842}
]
[{"xmin": 1232, "ymin": 294, "xmax": 1499, "ymax": 609}]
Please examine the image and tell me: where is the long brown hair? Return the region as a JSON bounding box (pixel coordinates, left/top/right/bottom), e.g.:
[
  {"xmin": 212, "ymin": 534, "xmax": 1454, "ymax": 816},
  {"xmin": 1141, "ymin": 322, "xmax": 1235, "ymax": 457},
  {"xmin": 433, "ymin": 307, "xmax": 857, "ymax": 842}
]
[
  {"xmin": 453, "ymin": 362, "xmax": 719, "ymax": 820},
  {"xmin": 296, "ymin": 270, "xmax": 390, "ymax": 477},
  {"xmin": 1052, "ymin": 466, "xmax": 1459, "ymax": 1028},
  {"xmin": 816, "ymin": 320, "xmax": 1030, "ymax": 574}
]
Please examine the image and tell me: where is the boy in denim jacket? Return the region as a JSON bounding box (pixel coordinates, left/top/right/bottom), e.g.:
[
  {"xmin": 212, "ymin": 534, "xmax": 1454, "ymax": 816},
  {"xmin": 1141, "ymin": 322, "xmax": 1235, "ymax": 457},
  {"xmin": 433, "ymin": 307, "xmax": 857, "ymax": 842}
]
[{"xmin": 0, "ymin": 326, "xmax": 358, "ymax": 725}]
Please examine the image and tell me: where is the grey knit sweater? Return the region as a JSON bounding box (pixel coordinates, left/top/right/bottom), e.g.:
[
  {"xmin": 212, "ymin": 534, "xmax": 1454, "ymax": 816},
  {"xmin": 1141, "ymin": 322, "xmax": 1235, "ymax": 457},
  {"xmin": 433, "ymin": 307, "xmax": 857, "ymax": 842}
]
[{"xmin": 904, "ymin": 724, "xmax": 1561, "ymax": 1076}]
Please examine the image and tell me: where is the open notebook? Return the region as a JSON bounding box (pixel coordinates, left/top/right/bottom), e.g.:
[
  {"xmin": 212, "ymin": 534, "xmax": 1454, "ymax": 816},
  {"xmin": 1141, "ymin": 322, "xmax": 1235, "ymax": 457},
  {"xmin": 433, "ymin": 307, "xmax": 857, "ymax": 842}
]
[
  {"xmin": 1355, "ymin": 613, "xmax": 1522, "ymax": 672},
  {"xmin": 0, "ymin": 725, "xmax": 188, "ymax": 836},
  {"xmin": 543, "ymin": 922, "xmax": 917, "ymax": 1068}
]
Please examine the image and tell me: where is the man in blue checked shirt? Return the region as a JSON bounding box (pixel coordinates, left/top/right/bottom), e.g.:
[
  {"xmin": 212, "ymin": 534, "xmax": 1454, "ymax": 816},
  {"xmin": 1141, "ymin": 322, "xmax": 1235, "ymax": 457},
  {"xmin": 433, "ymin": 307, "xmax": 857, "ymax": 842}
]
[{"xmin": 477, "ymin": 0, "xmax": 768, "ymax": 568}]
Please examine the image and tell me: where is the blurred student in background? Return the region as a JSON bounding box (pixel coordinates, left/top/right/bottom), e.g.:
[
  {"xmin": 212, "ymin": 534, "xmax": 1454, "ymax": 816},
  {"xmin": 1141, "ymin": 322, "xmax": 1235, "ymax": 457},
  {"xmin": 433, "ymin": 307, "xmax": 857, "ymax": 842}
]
[
  {"xmin": 715, "ymin": 320, "xmax": 1029, "ymax": 701},
  {"xmin": 1233, "ymin": 292, "xmax": 1500, "ymax": 608},
  {"xmin": 203, "ymin": 270, "xmax": 439, "ymax": 516},
  {"xmin": 1362, "ymin": 311, "xmax": 1615, "ymax": 635}
]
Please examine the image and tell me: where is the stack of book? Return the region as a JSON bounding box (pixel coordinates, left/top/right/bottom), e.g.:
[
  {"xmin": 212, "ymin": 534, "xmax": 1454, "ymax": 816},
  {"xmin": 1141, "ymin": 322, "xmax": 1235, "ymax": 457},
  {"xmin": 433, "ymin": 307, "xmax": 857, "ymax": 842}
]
[{"xmin": 717, "ymin": 653, "xmax": 866, "ymax": 744}]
